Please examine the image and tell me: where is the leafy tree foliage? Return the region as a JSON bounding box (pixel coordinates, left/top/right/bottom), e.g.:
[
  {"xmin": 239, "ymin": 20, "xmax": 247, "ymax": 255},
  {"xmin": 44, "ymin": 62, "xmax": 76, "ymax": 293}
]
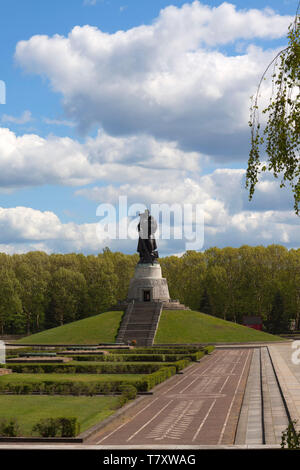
[
  {"xmin": 199, "ymin": 287, "xmax": 212, "ymax": 316},
  {"xmin": 265, "ymin": 290, "xmax": 290, "ymax": 334},
  {"xmin": 0, "ymin": 267, "xmax": 22, "ymax": 335},
  {"xmin": 246, "ymin": 6, "xmax": 300, "ymax": 213},
  {"xmin": 50, "ymin": 267, "xmax": 87, "ymax": 326},
  {"xmin": 0, "ymin": 245, "xmax": 298, "ymax": 336}
]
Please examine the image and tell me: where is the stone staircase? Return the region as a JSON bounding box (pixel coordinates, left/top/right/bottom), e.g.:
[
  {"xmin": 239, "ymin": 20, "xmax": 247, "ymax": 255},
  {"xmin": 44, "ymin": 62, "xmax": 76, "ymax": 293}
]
[{"xmin": 116, "ymin": 301, "xmax": 163, "ymax": 347}]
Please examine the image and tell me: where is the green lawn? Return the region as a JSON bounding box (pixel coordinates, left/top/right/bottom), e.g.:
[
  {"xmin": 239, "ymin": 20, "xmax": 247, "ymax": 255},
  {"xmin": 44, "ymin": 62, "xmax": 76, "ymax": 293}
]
[
  {"xmin": 16, "ymin": 311, "xmax": 123, "ymax": 345},
  {"xmin": 155, "ymin": 310, "xmax": 284, "ymax": 343},
  {"xmin": 0, "ymin": 395, "xmax": 120, "ymax": 436}
]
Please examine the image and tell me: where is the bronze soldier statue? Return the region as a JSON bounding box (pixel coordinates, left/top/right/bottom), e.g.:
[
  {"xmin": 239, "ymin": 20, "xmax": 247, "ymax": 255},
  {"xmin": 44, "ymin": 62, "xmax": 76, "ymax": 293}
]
[{"xmin": 137, "ymin": 209, "xmax": 159, "ymax": 264}]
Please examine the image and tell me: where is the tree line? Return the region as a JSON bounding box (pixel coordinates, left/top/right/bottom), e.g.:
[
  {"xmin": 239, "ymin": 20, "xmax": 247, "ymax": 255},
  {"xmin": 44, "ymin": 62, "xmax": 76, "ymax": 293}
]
[{"xmin": 0, "ymin": 244, "xmax": 298, "ymax": 336}]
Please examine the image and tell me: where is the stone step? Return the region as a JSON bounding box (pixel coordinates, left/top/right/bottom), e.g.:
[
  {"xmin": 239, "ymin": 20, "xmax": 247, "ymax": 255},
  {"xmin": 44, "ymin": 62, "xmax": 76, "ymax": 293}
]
[
  {"xmin": 128, "ymin": 317, "xmax": 157, "ymax": 322},
  {"xmin": 116, "ymin": 301, "xmax": 163, "ymax": 346},
  {"xmin": 128, "ymin": 318, "xmax": 157, "ymax": 324},
  {"xmin": 123, "ymin": 334, "xmax": 153, "ymax": 341}
]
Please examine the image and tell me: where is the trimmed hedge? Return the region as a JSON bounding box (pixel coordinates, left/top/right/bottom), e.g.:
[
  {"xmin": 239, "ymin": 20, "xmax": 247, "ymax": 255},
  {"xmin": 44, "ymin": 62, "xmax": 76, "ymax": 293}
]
[
  {"xmin": 143, "ymin": 366, "xmax": 176, "ymax": 390},
  {"xmin": 0, "ymin": 366, "xmax": 176, "ymax": 394},
  {"xmin": 63, "ymin": 354, "xmax": 170, "ymax": 362},
  {"xmin": 172, "ymin": 358, "xmax": 191, "ymax": 372},
  {"xmin": 19, "ymin": 353, "xmax": 57, "ymax": 357},
  {"xmin": 62, "ymin": 354, "xmax": 106, "ymax": 362},
  {"xmin": 2, "ymin": 358, "xmax": 191, "ymax": 375},
  {"xmin": 7, "ymin": 362, "xmax": 169, "ymax": 375},
  {"xmin": 64, "ymin": 352, "xmax": 206, "ymax": 362},
  {"xmin": 117, "ymin": 384, "xmax": 138, "ymax": 408},
  {"xmin": 109, "ymin": 347, "xmax": 204, "ymax": 354}
]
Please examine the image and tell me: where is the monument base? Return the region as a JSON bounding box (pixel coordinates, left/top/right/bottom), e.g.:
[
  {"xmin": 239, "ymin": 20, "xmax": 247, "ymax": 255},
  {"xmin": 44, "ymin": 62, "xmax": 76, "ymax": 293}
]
[{"xmin": 127, "ymin": 263, "xmax": 170, "ymax": 303}]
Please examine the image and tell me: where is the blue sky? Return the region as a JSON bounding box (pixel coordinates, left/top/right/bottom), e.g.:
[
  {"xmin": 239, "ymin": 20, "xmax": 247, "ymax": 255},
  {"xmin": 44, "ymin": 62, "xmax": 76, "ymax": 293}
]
[{"xmin": 0, "ymin": 0, "xmax": 299, "ymax": 255}]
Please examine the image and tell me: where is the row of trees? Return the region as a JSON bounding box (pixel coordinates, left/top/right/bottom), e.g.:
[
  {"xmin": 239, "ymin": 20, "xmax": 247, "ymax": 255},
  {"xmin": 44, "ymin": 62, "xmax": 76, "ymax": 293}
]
[
  {"xmin": 0, "ymin": 249, "xmax": 137, "ymax": 335},
  {"xmin": 0, "ymin": 244, "xmax": 299, "ymax": 336},
  {"xmin": 161, "ymin": 245, "xmax": 299, "ymax": 333}
]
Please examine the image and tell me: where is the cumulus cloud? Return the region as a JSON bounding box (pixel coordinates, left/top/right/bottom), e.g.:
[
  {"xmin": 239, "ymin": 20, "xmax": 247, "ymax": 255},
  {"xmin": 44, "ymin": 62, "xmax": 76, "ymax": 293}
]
[
  {"xmin": 0, "ymin": 206, "xmax": 102, "ymax": 253},
  {"xmin": 76, "ymin": 167, "xmax": 295, "ymax": 214},
  {"xmin": 15, "ymin": 2, "xmax": 292, "ymax": 159},
  {"xmin": 1, "ymin": 123, "xmax": 296, "ymax": 253},
  {"xmin": 75, "ymin": 168, "xmax": 299, "ymax": 252},
  {"xmin": 0, "ymin": 127, "xmax": 202, "ymax": 188},
  {"xmin": 0, "ymin": 198, "xmax": 298, "ymax": 256}
]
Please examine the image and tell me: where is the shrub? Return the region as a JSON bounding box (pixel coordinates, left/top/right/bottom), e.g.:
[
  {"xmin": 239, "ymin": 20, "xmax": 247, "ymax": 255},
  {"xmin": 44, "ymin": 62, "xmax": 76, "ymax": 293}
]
[
  {"xmin": 281, "ymin": 420, "xmax": 300, "ymax": 449},
  {"xmin": 32, "ymin": 418, "xmax": 59, "ymax": 437},
  {"xmin": 119, "ymin": 384, "xmax": 137, "ymax": 400},
  {"xmin": 32, "ymin": 417, "xmax": 80, "ymax": 438},
  {"xmin": 204, "ymin": 346, "xmax": 215, "ymax": 354},
  {"xmin": 59, "ymin": 417, "xmax": 80, "ymax": 437},
  {"xmin": 0, "ymin": 418, "xmax": 21, "ymax": 437}
]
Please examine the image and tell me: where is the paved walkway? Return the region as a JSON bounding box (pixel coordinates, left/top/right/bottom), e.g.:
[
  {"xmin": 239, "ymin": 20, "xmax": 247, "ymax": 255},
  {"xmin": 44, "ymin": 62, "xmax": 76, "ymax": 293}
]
[
  {"xmin": 269, "ymin": 342, "xmax": 300, "ymax": 432},
  {"xmin": 90, "ymin": 349, "xmax": 252, "ymax": 445}
]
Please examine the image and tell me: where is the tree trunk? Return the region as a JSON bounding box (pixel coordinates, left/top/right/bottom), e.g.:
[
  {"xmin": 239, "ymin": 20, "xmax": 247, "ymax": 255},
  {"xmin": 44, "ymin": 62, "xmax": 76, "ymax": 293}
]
[{"xmin": 26, "ymin": 311, "xmax": 31, "ymax": 335}]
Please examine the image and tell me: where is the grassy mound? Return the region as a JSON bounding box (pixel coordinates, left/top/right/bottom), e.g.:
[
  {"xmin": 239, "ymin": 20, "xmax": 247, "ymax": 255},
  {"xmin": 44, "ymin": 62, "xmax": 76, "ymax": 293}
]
[
  {"xmin": 155, "ymin": 310, "xmax": 283, "ymax": 343},
  {"xmin": 16, "ymin": 311, "xmax": 123, "ymax": 345},
  {"xmin": 17, "ymin": 308, "xmax": 283, "ymax": 345}
]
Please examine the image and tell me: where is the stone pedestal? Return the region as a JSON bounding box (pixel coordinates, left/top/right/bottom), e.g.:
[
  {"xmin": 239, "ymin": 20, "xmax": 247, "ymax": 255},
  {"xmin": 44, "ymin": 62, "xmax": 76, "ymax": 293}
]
[{"xmin": 127, "ymin": 262, "xmax": 170, "ymax": 302}]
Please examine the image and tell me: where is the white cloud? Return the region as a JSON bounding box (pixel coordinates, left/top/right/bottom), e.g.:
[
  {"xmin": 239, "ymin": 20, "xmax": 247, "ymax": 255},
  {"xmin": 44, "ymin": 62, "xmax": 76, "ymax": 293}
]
[
  {"xmin": 76, "ymin": 167, "xmax": 294, "ymax": 213},
  {"xmin": 0, "ymin": 127, "xmax": 203, "ymax": 189},
  {"xmin": 0, "ymin": 123, "xmax": 297, "ymax": 253},
  {"xmin": 0, "ymin": 198, "xmax": 298, "ymax": 256},
  {"xmin": 0, "ymin": 206, "xmax": 102, "ymax": 253},
  {"xmin": 15, "ymin": 2, "xmax": 292, "ymax": 159},
  {"xmin": 75, "ymin": 167, "xmax": 299, "ymax": 252},
  {"xmin": 1, "ymin": 123, "xmax": 296, "ymax": 253},
  {"xmin": 1, "ymin": 110, "xmax": 33, "ymax": 125}
]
